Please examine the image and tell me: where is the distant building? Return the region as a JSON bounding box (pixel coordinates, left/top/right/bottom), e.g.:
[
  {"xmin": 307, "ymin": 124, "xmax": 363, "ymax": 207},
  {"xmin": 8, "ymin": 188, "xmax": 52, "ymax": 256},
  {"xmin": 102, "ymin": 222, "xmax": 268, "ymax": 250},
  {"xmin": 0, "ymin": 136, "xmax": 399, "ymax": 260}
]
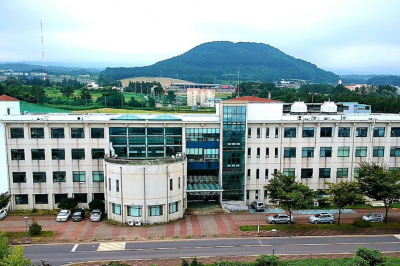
[
  {"xmin": 87, "ymin": 82, "xmax": 99, "ymax": 90},
  {"xmin": 170, "ymin": 83, "xmax": 220, "ymax": 90},
  {"xmin": 344, "ymin": 84, "xmax": 371, "ymax": 91},
  {"xmin": 187, "ymin": 88, "xmax": 216, "ymax": 106}
]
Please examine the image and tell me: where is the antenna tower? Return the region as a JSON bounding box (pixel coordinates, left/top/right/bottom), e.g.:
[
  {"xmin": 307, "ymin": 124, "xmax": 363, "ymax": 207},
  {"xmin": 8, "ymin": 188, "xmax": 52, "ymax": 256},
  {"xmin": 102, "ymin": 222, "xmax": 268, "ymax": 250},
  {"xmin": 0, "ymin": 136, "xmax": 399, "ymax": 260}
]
[{"xmin": 40, "ymin": 20, "xmax": 46, "ymax": 81}]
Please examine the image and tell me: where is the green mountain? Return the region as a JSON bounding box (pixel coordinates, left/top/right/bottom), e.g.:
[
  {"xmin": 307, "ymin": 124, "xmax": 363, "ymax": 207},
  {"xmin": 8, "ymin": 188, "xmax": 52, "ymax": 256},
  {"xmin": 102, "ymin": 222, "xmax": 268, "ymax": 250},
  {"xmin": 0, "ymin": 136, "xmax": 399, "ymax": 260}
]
[{"xmin": 104, "ymin": 41, "xmax": 339, "ymax": 84}]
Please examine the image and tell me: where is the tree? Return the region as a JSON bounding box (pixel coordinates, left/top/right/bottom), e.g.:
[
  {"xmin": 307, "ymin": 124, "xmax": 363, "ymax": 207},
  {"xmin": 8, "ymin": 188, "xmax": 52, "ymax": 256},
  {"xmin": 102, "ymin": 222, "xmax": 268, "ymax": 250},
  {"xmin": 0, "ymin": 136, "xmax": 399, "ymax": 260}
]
[
  {"xmin": 356, "ymin": 162, "xmax": 400, "ymax": 224},
  {"xmin": 354, "ymin": 247, "xmax": 385, "ymax": 266},
  {"xmin": 29, "ymin": 218, "xmax": 42, "ymax": 235},
  {"xmin": 0, "ymin": 231, "xmax": 9, "ymax": 261},
  {"xmin": 79, "ymin": 87, "xmax": 92, "ymax": 103},
  {"xmin": 58, "ymin": 197, "xmax": 78, "ymax": 210},
  {"xmin": 147, "ymin": 97, "xmax": 156, "ymax": 108},
  {"xmin": 265, "ymin": 172, "xmax": 316, "ymax": 225},
  {"xmin": 0, "ymin": 192, "xmax": 10, "ymax": 209},
  {"xmin": 326, "ymin": 181, "xmax": 363, "ymax": 226},
  {"xmin": 127, "ymin": 97, "xmax": 141, "ymax": 108},
  {"xmin": 167, "ymin": 90, "xmax": 176, "ymax": 104},
  {"xmin": 0, "ymin": 231, "xmax": 31, "ymax": 266},
  {"xmin": 61, "ymin": 85, "xmax": 74, "ymax": 98},
  {"xmin": 89, "ymin": 199, "xmax": 105, "ymax": 212}
]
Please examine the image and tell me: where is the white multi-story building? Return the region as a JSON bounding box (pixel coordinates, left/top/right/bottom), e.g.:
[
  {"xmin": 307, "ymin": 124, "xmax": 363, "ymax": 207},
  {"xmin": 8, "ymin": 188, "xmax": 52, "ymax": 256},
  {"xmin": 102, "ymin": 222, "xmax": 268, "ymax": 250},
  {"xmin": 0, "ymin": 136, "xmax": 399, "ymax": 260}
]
[{"xmin": 1, "ymin": 95, "xmax": 400, "ymax": 223}]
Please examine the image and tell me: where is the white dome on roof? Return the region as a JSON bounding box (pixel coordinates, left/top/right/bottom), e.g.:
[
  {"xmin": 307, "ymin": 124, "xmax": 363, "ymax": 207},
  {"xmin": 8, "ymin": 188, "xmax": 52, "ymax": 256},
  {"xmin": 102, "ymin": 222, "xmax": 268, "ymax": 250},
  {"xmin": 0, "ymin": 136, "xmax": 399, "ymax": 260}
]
[
  {"xmin": 291, "ymin": 101, "xmax": 307, "ymax": 113},
  {"xmin": 321, "ymin": 101, "xmax": 337, "ymax": 113}
]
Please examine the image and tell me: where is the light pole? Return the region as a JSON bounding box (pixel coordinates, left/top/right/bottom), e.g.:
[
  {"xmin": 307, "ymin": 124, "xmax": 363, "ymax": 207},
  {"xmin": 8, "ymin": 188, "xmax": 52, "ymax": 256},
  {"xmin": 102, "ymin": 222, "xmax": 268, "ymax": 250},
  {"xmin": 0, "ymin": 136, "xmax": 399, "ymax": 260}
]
[
  {"xmin": 24, "ymin": 216, "xmax": 30, "ymax": 244},
  {"xmin": 271, "ymin": 229, "xmax": 277, "ymax": 255}
]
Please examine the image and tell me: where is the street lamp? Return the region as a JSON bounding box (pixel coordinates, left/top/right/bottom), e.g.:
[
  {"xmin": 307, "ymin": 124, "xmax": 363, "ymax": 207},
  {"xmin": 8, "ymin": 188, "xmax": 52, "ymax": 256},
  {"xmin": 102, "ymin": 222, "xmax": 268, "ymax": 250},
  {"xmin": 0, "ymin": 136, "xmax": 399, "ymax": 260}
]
[
  {"xmin": 271, "ymin": 229, "xmax": 277, "ymax": 255},
  {"xmin": 24, "ymin": 216, "xmax": 30, "ymax": 244}
]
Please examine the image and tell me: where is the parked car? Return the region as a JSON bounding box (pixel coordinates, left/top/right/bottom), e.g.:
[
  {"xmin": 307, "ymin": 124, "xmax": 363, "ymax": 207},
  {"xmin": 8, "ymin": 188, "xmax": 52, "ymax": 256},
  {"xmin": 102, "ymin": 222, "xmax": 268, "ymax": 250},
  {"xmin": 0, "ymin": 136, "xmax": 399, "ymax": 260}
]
[
  {"xmin": 251, "ymin": 200, "xmax": 265, "ymax": 212},
  {"xmin": 71, "ymin": 208, "xmax": 85, "ymax": 222},
  {"xmin": 362, "ymin": 213, "xmax": 384, "ymax": 222},
  {"xmin": 56, "ymin": 210, "xmax": 71, "ymax": 222},
  {"xmin": 0, "ymin": 209, "xmax": 7, "ymax": 221},
  {"xmin": 90, "ymin": 209, "xmax": 103, "ymax": 222},
  {"xmin": 267, "ymin": 214, "xmax": 294, "ymax": 224},
  {"xmin": 309, "ymin": 213, "xmax": 335, "ymax": 224}
]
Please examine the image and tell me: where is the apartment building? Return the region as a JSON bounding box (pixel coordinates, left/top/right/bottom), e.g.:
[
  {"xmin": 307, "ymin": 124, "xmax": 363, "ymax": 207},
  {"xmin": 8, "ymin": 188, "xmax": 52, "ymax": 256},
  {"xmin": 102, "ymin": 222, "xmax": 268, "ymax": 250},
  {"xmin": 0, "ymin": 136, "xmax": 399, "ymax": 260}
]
[
  {"xmin": 187, "ymin": 88, "xmax": 216, "ymax": 106},
  {"xmin": 1, "ymin": 95, "xmax": 400, "ymax": 223}
]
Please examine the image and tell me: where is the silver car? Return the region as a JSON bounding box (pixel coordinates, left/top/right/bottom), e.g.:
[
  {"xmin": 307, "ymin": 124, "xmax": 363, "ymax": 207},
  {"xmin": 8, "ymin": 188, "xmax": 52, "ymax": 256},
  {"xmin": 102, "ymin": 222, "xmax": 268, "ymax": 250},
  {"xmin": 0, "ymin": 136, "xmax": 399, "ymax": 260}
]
[
  {"xmin": 267, "ymin": 214, "xmax": 294, "ymax": 224},
  {"xmin": 90, "ymin": 209, "xmax": 102, "ymax": 222},
  {"xmin": 309, "ymin": 213, "xmax": 335, "ymax": 224},
  {"xmin": 362, "ymin": 213, "xmax": 384, "ymax": 223}
]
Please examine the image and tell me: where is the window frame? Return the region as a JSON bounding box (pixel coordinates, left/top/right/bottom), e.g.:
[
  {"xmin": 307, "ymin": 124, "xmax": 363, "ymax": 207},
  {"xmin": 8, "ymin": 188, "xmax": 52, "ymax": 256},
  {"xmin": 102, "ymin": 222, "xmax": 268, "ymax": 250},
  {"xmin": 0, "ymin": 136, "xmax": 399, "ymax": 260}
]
[
  {"xmin": 320, "ymin": 127, "xmax": 332, "ymax": 137},
  {"xmin": 91, "ymin": 128, "xmax": 104, "ymax": 138},
  {"xmin": 319, "ymin": 168, "xmax": 331, "ymax": 178},
  {"xmin": 73, "ymin": 171, "xmax": 86, "ymax": 182},
  {"xmin": 10, "ymin": 128, "xmax": 24, "ymax": 138},
  {"xmin": 390, "ymin": 147, "xmax": 400, "ymax": 157},
  {"xmin": 356, "ymin": 127, "xmax": 368, "ymax": 137},
  {"xmin": 93, "ymin": 171, "xmax": 104, "ymax": 182},
  {"xmin": 355, "ymin": 147, "xmax": 367, "ymax": 157},
  {"xmin": 337, "ymin": 147, "xmax": 350, "ymax": 157},
  {"xmin": 302, "ymin": 147, "xmax": 314, "ymax": 158},
  {"xmin": 33, "ymin": 172, "xmax": 46, "ymax": 183},
  {"xmin": 284, "ymin": 147, "xmax": 296, "ymax": 158},
  {"xmin": 34, "ymin": 194, "xmax": 48, "ymax": 204},
  {"xmin": 302, "ymin": 127, "xmax": 314, "ymax": 138},
  {"xmin": 11, "ymin": 149, "xmax": 25, "ymax": 160},
  {"xmin": 31, "ymin": 149, "xmax": 45, "ymax": 160},
  {"xmin": 301, "ymin": 168, "xmax": 313, "ymax": 178},
  {"xmin": 149, "ymin": 205, "xmax": 163, "ymax": 216},
  {"xmin": 337, "ymin": 168, "xmax": 348, "ymax": 178},
  {"xmin": 52, "ymin": 149, "xmax": 65, "ymax": 160},
  {"xmin": 13, "ymin": 172, "xmax": 26, "ymax": 183},
  {"xmin": 31, "ymin": 128, "xmax": 44, "ymax": 139},
  {"xmin": 91, "ymin": 148, "xmax": 105, "ymax": 159},
  {"xmin": 373, "ymin": 127, "xmax": 385, "ymax": 137},
  {"xmin": 112, "ymin": 203, "xmax": 121, "ymax": 215},
  {"xmin": 53, "ymin": 171, "xmax": 66, "ymax": 182},
  {"xmin": 51, "ymin": 128, "xmax": 65, "ymax": 138},
  {"xmin": 373, "ymin": 146, "xmax": 385, "ymax": 157},
  {"xmin": 284, "ymin": 127, "xmax": 296, "ymax": 138},
  {"xmin": 72, "ymin": 148, "xmax": 85, "ymax": 160},
  {"xmin": 320, "ymin": 147, "xmax": 332, "ymax": 157},
  {"xmin": 71, "ymin": 128, "xmax": 85, "ymax": 138},
  {"xmin": 338, "ymin": 127, "xmax": 350, "ymax": 137}
]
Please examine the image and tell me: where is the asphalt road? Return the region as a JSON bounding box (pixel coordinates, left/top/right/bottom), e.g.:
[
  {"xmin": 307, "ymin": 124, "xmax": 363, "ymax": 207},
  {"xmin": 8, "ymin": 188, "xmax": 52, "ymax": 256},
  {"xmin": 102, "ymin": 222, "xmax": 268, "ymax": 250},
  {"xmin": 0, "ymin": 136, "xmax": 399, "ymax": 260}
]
[{"xmin": 23, "ymin": 235, "xmax": 400, "ymax": 266}]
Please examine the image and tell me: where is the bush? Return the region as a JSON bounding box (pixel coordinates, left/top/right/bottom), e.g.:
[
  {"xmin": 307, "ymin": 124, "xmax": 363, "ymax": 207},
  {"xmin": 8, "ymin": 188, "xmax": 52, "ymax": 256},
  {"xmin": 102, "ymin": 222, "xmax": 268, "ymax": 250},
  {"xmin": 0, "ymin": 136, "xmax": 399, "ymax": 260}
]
[
  {"xmin": 101, "ymin": 262, "xmax": 129, "ymax": 266},
  {"xmin": 353, "ymin": 220, "xmax": 372, "ymax": 228},
  {"xmin": 181, "ymin": 258, "xmax": 204, "ymax": 266},
  {"xmin": 354, "ymin": 247, "xmax": 386, "ymax": 265},
  {"xmin": 89, "ymin": 199, "xmax": 105, "ymax": 212},
  {"xmin": 58, "ymin": 197, "xmax": 78, "ymax": 210},
  {"xmin": 255, "ymin": 255, "xmax": 280, "ymax": 266},
  {"xmin": 29, "ymin": 219, "xmax": 42, "ymax": 235},
  {"xmin": 0, "ymin": 192, "xmax": 11, "ymax": 209},
  {"xmin": 318, "ymin": 197, "xmax": 331, "ymax": 207}
]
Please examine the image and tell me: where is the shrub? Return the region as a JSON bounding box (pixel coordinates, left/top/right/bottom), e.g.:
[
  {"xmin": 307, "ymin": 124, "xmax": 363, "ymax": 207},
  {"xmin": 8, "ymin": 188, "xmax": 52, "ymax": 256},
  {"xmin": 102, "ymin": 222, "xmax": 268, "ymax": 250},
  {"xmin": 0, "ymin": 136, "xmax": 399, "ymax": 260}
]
[
  {"xmin": 182, "ymin": 258, "xmax": 204, "ymax": 266},
  {"xmin": 101, "ymin": 262, "xmax": 129, "ymax": 266},
  {"xmin": 58, "ymin": 197, "xmax": 78, "ymax": 210},
  {"xmin": 318, "ymin": 197, "xmax": 331, "ymax": 207},
  {"xmin": 353, "ymin": 220, "xmax": 372, "ymax": 228},
  {"xmin": 29, "ymin": 219, "xmax": 42, "ymax": 235},
  {"xmin": 0, "ymin": 192, "xmax": 11, "ymax": 209},
  {"xmin": 354, "ymin": 247, "xmax": 386, "ymax": 265},
  {"xmin": 89, "ymin": 199, "xmax": 105, "ymax": 212},
  {"xmin": 31, "ymin": 208, "xmax": 38, "ymax": 213},
  {"xmin": 255, "ymin": 255, "xmax": 280, "ymax": 266}
]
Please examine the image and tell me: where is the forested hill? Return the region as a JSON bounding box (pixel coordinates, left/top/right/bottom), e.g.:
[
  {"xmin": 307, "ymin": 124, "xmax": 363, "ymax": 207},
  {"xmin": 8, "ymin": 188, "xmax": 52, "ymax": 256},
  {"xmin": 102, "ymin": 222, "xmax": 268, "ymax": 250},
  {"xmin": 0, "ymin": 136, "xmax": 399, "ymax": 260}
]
[{"xmin": 104, "ymin": 41, "xmax": 339, "ymax": 84}]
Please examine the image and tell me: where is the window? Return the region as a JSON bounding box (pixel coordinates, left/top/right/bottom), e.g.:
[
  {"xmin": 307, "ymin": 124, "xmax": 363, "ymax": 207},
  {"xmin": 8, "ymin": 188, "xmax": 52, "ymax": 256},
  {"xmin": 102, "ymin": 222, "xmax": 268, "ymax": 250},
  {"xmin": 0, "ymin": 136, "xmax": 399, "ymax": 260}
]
[
  {"xmin": 390, "ymin": 147, "xmax": 400, "ymax": 157},
  {"xmin": 72, "ymin": 149, "xmax": 85, "ymax": 160},
  {"xmin": 170, "ymin": 178, "xmax": 173, "ymax": 191},
  {"xmin": 93, "ymin": 171, "xmax": 104, "ymax": 182},
  {"xmin": 247, "ymin": 169, "xmax": 251, "ymax": 179},
  {"xmin": 15, "ymin": 195, "xmax": 28, "ymax": 205},
  {"xmin": 33, "ymin": 172, "xmax": 46, "ymax": 183},
  {"xmin": 32, "ymin": 149, "xmax": 45, "ymax": 160},
  {"xmin": 320, "ymin": 127, "xmax": 332, "ymax": 137},
  {"xmin": 147, "ymin": 127, "xmax": 163, "ymax": 135},
  {"xmin": 338, "ymin": 127, "xmax": 350, "ymax": 137},
  {"xmin": 91, "ymin": 128, "xmax": 104, "ymax": 138},
  {"xmin": 149, "ymin": 205, "xmax": 163, "ymax": 216},
  {"xmin": 275, "ymin": 127, "xmax": 278, "ymax": 138},
  {"xmin": 13, "ymin": 172, "xmax": 26, "ymax": 183},
  {"xmin": 255, "ymin": 190, "xmax": 259, "ymax": 200},
  {"xmin": 301, "ymin": 169, "xmax": 313, "ymax": 178},
  {"xmin": 373, "ymin": 127, "xmax": 385, "ymax": 137},
  {"xmin": 93, "ymin": 193, "xmax": 105, "ymax": 200},
  {"xmin": 264, "ymin": 190, "xmax": 268, "ymax": 199},
  {"xmin": 116, "ymin": 180, "xmax": 119, "ymax": 192},
  {"xmin": 302, "ymin": 127, "xmax": 314, "ymax": 137},
  {"xmin": 51, "ymin": 128, "xmax": 64, "ymax": 138},
  {"xmin": 178, "ymin": 177, "xmax": 181, "ymax": 189},
  {"xmin": 52, "ymin": 149, "xmax": 65, "ymax": 160},
  {"xmin": 248, "ymin": 148, "xmax": 251, "ymax": 158},
  {"xmin": 284, "ymin": 147, "xmax": 296, "ymax": 158},
  {"xmin": 389, "ymin": 167, "xmax": 399, "ymax": 172},
  {"xmin": 319, "ymin": 168, "xmax": 331, "ymax": 178},
  {"xmin": 373, "ymin": 147, "xmax": 384, "ymax": 157},
  {"xmin": 266, "ymin": 127, "xmax": 269, "ymax": 138},
  {"xmin": 275, "ymin": 148, "xmax": 278, "ymax": 158},
  {"xmin": 169, "ymin": 202, "xmax": 178, "ymax": 214},
  {"xmin": 73, "ymin": 171, "xmax": 86, "ymax": 182},
  {"xmin": 354, "ymin": 168, "xmax": 360, "ymax": 178},
  {"xmin": 284, "ymin": 127, "xmax": 296, "ymax": 138},
  {"xmin": 35, "ymin": 194, "xmax": 48, "ymax": 204},
  {"xmin": 355, "ymin": 147, "xmax": 367, "ymax": 157},
  {"xmin": 165, "ymin": 127, "xmax": 181, "ymax": 135},
  {"xmin": 374, "ymin": 127, "xmax": 385, "ymax": 137},
  {"xmin": 112, "ymin": 203, "xmax": 121, "ymax": 215},
  {"xmin": 274, "ymin": 169, "xmax": 278, "ymax": 175},
  {"xmin": 54, "ymin": 194, "xmax": 68, "ymax": 204},
  {"xmin": 31, "ymin": 128, "xmax": 44, "ymax": 138},
  {"xmin": 257, "ymin": 128, "xmax": 260, "ymax": 138},
  {"xmin": 320, "ymin": 147, "xmax": 332, "ymax": 157},
  {"xmin": 91, "ymin": 148, "xmax": 105, "ymax": 159},
  {"xmin": 246, "ymin": 190, "xmax": 249, "ymax": 200},
  {"xmin": 53, "ymin": 171, "xmax": 66, "ymax": 182},
  {"xmin": 71, "ymin": 128, "xmax": 84, "ymax": 138},
  {"xmin": 257, "ymin": 148, "xmax": 260, "ymax": 158},
  {"xmin": 391, "ymin": 127, "xmax": 400, "ymax": 137},
  {"xmin": 283, "ymin": 168, "xmax": 295, "ymax": 177},
  {"xmin": 337, "ymin": 168, "xmax": 348, "ymax": 178},
  {"xmin": 266, "ymin": 148, "xmax": 269, "ymax": 158},
  {"xmin": 338, "ymin": 147, "xmax": 350, "ymax": 157},
  {"xmin": 265, "ymin": 169, "xmax": 268, "ymax": 179},
  {"xmin": 10, "ymin": 128, "xmax": 24, "ymax": 138},
  {"xmin": 11, "ymin": 149, "xmax": 24, "ymax": 160},
  {"xmin": 74, "ymin": 193, "xmax": 87, "ymax": 203},
  {"xmin": 302, "ymin": 147, "xmax": 314, "ymax": 158},
  {"xmin": 356, "ymin": 127, "xmax": 368, "ymax": 137},
  {"xmin": 256, "ymin": 169, "xmax": 260, "ymax": 179},
  {"xmin": 108, "ymin": 178, "xmax": 111, "ymax": 191},
  {"xmin": 248, "ymin": 128, "xmax": 251, "ymax": 138},
  {"xmin": 127, "ymin": 206, "xmax": 142, "ymax": 217}
]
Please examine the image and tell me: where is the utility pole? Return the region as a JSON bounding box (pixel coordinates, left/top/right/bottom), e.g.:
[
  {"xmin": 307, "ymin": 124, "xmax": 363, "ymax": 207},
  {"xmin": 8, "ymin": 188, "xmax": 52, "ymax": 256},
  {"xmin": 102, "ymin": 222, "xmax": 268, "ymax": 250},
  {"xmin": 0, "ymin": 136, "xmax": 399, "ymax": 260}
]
[
  {"xmin": 237, "ymin": 67, "xmax": 240, "ymax": 98},
  {"xmin": 251, "ymin": 84, "xmax": 260, "ymax": 96}
]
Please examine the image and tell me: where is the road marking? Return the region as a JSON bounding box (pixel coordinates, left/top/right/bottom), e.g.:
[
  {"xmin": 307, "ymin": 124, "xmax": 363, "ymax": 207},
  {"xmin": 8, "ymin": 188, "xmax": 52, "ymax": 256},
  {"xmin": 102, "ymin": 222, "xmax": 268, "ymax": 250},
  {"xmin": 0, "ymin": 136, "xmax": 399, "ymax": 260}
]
[
  {"xmin": 97, "ymin": 242, "xmax": 126, "ymax": 252},
  {"xmin": 394, "ymin": 235, "xmax": 400, "ymax": 240},
  {"xmin": 258, "ymin": 239, "xmax": 263, "ymax": 246},
  {"xmin": 71, "ymin": 244, "xmax": 79, "ymax": 253}
]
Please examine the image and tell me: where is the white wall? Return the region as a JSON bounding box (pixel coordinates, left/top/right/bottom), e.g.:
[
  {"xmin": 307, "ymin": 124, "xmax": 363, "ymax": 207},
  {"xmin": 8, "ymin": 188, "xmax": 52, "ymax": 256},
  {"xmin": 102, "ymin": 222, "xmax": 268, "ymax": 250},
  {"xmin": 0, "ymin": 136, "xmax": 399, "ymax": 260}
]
[
  {"xmin": 0, "ymin": 123, "xmax": 8, "ymax": 193},
  {"xmin": 247, "ymin": 103, "xmax": 283, "ymax": 121},
  {"xmin": 0, "ymin": 101, "xmax": 20, "ymax": 115}
]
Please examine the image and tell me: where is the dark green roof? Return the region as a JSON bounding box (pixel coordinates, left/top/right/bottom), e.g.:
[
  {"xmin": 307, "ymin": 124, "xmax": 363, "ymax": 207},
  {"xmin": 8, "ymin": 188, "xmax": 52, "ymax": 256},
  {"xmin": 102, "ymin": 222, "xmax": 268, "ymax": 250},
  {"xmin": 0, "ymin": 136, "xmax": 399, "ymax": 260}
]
[{"xmin": 112, "ymin": 114, "xmax": 145, "ymax": 121}]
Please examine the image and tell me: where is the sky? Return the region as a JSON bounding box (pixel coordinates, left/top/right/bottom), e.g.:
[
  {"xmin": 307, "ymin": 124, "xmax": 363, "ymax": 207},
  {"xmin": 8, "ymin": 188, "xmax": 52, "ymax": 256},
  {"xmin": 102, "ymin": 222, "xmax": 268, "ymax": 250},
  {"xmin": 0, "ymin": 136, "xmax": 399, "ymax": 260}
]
[{"xmin": 0, "ymin": 0, "xmax": 399, "ymax": 75}]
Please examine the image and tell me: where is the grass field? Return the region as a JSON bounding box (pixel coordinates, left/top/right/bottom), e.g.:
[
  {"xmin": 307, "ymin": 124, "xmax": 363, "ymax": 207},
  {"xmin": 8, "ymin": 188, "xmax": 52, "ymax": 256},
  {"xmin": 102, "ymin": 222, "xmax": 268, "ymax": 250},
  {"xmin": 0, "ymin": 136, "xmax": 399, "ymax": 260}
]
[{"xmin": 73, "ymin": 108, "xmax": 216, "ymax": 114}]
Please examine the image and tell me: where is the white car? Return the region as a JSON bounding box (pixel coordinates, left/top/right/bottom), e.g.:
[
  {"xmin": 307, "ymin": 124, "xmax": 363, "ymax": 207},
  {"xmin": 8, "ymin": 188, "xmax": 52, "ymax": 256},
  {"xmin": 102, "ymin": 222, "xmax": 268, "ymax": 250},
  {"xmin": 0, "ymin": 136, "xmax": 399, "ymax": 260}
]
[
  {"xmin": 362, "ymin": 213, "xmax": 384, "ymax": 223},
  {"xmin": 0, "ymin": 209, "xmax": 7, "ymax": 220},
  {"xmin": 56, "ymin": 210, "xmax": 71, "ymax": 222},
  {"xmin": 309, "ymin": 213, "xmax": 335, "ymax": 224}
]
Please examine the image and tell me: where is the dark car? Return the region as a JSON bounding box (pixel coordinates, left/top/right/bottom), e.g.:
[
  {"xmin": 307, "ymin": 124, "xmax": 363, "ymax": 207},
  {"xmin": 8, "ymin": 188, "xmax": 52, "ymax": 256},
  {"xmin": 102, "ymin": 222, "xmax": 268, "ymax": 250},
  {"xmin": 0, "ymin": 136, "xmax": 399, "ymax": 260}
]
[{"xmin": 71, "ymin": 208, "xmax": 85, "ymax": 222}]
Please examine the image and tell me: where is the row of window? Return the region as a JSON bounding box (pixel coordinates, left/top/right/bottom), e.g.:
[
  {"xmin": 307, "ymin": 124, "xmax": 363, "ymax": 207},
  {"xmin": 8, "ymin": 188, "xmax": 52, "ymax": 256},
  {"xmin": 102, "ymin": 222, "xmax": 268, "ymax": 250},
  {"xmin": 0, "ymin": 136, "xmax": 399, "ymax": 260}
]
[
  {"xmin": 110, "ymin": 127, "xmax": 182, "ymax": 136},
  {"xmin": 248, "ymin": 126, "xmax": 400, "ymax": 138},
  {"xmin": 13, "ymin": 171, "xmax": 104, "ymax": 183},
  {"xmin": 247, "ymin": 146, "xmax": 400, "ymax": 158},
  {"xmin": 15, "ymin": 193, "xmax": 104, "ymax": 205},
  {"xmin": 111, "ymin": 202, "xmax": 179, "ymax": 216},
  {"xmin": 11, "ymin": 148, "xmax": 105, "ymax": 160},
  {"xmin": 10, "ymin": 127, "xmax": 104, "ymax": 139}
]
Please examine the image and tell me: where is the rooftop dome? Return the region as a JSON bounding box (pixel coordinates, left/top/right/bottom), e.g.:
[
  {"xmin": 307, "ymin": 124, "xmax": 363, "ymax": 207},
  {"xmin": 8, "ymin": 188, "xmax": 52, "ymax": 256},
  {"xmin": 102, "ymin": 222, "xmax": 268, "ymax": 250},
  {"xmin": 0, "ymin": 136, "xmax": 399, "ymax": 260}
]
[
  {"xmin": 321, "ymin": 101, "xmax": 337, "ymax": 113},
  {"xmin": 291, "ymin": 101, "xmax": 307, "ymax": 113}
]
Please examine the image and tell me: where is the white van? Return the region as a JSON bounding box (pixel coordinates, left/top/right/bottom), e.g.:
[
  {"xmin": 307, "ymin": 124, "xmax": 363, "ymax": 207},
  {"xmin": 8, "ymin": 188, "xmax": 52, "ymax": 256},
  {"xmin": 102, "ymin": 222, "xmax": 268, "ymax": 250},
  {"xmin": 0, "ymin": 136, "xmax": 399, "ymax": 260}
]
[{"xmin": 251, "ymin": 200, "xmax": 265, "ymax": 212}]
